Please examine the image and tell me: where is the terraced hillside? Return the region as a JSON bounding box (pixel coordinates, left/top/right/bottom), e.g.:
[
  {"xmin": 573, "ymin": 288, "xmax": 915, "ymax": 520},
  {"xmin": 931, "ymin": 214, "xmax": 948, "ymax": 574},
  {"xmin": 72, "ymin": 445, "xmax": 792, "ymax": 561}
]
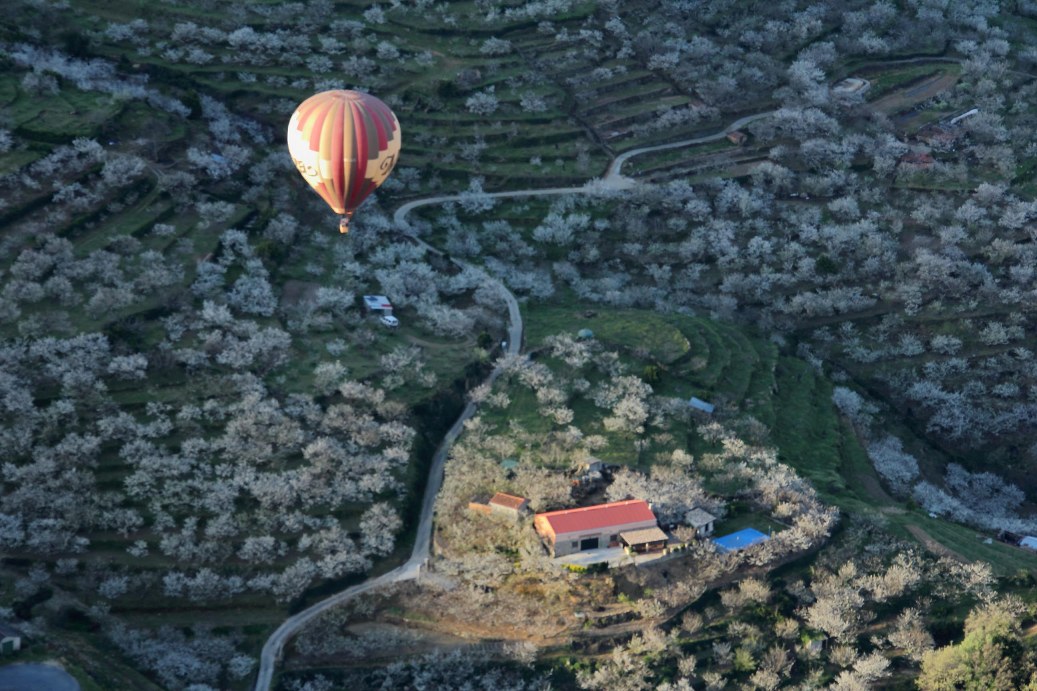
[
  {"xmin": 0, "ymin": 2, "xmax": 564, "ymax": 687},
  {"xmin": 9, "ymin": 1, "xmax": 1037, "ymax": 688},
  {"xmin": 409, "ymin": 173, "xmax": 1037, "ymax": 575},
  {"xmin": 0, "ymin": 0, "xmax": 837, "ymax": 216},
  {"xmin": 2, "ymin": 0, "xmax": 808, "ymax": 685},
  {"xmin": 521, "ymin": 304, "xmax": 1037, "ymax": 576}
]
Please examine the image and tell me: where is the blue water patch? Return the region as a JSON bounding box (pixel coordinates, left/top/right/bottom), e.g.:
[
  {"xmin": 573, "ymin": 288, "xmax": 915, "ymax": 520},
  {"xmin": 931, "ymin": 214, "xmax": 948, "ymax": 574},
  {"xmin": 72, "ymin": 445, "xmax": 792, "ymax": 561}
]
[
  {"xmin": 713, "ymin": 528, "xmax": 769, "ymax": 553},
  {"xmin": 0, "ymin": 663, "xmax": 80, "ymax": 691}
]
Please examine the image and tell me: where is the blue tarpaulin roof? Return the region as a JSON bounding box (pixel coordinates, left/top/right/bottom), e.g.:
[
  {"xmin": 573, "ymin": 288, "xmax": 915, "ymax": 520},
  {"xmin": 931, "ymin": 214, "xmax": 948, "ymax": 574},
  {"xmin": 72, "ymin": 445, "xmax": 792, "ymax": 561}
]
[
  {"xmin": 689, "ymin": 397, "xmax": 715, "ymax": 413},
  {"xmin": 713, "ymin": 528, "xmax": 769, "ymax": 553}
]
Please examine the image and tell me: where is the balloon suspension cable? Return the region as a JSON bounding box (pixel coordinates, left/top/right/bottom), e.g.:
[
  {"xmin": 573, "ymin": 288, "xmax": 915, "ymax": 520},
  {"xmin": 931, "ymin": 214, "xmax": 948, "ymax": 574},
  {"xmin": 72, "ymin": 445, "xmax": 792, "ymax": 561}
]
[{"xmin": 338, "ymin": 211, "xmax": 354, "ymax": 234}]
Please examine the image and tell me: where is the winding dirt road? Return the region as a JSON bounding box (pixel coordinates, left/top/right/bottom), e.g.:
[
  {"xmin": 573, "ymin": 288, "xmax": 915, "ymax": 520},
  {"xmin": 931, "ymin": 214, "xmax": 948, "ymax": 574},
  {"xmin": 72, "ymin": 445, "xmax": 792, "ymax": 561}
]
[
  {"xmin": 253, "ymin": 112, "xmax": 783, "ymax": 691},
  {"xmin": 253, "ymin": 264, "xmax": 521, "ymax": 690},
  {"xmin": 255, "ymin": 68, "xmax": 996, "ymax": 682},
  {"xmin": 251, "ymin": 54, "xmax": 1004, "ymax": 687}
]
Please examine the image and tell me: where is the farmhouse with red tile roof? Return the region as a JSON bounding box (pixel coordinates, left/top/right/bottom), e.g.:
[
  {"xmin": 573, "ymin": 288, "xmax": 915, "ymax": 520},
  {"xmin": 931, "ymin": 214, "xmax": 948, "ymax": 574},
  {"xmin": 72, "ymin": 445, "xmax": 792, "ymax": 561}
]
[{"xmin": 534, "ymin": 499, "xmax": 659, "ymax": 557}]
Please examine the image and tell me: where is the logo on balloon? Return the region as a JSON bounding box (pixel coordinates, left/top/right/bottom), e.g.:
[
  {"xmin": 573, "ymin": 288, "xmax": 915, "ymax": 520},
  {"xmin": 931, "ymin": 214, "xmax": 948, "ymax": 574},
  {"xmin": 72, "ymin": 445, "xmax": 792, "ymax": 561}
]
[{"xmin": 292, "ymin": 157, "xmax": 319, "ymax": 178}]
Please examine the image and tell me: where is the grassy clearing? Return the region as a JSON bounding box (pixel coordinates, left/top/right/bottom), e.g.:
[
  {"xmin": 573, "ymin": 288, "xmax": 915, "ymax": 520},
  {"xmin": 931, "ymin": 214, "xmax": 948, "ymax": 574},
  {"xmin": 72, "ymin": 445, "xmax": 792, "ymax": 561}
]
[
  {"xmin": 870, "ymin": 70, "xmax": 961, "ymax": 117},
  {"xmin": 0, "ymin": 147, "xmax": 47, "ymax": 175},
  {"xmin": 523, "ymin": 304, "xmax": 691, "ymax": 364},
  {"xmin": 876, "ymin": 512, "xmax": 1037, "ymax": 577},
  {"xmin": 863, "ymin": 64, "xmax": 960, "ymax": 101},
  {"xmin": 892, "ymin": 175, "xmax": 977, "ymax": 191},
  {"xmin": 770, "ymin": 357, "xmax": 867, "ymax": 504},
  {"xmin": 3, "ymin": 78, "xmax": 125, "ymax": 140},
  {"xmin": 585, "ymin": 83, "xmax": 675, "ymax": 114},
  {"xmin": 714, "ymin": 511, "xmax": 787, "ymax": 538}
]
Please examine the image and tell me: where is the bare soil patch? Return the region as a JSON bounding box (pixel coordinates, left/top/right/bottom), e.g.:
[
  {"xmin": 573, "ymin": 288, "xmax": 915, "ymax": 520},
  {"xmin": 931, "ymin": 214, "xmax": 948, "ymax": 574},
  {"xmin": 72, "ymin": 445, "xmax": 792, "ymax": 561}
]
[{"xmin": 281, "ymin": 280, "xmax": 320, "ymax": 308}]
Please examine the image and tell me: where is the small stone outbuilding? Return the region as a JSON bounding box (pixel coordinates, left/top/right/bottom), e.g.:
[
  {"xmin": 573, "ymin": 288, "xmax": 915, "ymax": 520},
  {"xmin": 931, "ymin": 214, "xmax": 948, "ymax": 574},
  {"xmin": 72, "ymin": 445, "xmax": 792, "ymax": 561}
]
[
  {"xmin": 685, "ymin": 508, "xmax": 716, "ymax": 537},
  {"xmin": 488, "ymin": 492, "xmax": 529, "ymax": 519},
  {"xmin": 469, "ymin": 492, "xmax": 529, "ymax": 520}
]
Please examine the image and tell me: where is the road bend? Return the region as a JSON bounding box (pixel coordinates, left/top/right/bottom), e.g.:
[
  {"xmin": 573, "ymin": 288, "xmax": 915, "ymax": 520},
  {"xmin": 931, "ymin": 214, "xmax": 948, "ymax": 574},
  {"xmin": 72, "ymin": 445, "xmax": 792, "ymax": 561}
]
[{"xmin": 254, "ymin": 109, "xmax": 776, "ymax": 691}]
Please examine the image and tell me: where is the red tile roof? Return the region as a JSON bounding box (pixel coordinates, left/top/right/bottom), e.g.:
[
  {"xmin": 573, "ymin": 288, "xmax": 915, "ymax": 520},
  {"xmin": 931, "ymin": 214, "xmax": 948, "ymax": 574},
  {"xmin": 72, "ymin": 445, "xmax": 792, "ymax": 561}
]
[
  {"xmin": 536, "ymin": 499, "xmax": 656, "ymax": 536},
  {"xmin": 489, "ymin": 492, "xmax": 527, "ymax": 511},
  {"xmin": 900, "ymin": 152, "xmax": 935, "ymax": 166}
]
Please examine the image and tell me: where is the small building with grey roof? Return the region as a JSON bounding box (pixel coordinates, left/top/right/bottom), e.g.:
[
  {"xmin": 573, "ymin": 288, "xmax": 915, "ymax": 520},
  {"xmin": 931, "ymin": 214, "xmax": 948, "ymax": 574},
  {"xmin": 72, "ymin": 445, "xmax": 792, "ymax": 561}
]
[{"xmin": 685, "ymin": 508, "xmax": 716, "ymax": 537}]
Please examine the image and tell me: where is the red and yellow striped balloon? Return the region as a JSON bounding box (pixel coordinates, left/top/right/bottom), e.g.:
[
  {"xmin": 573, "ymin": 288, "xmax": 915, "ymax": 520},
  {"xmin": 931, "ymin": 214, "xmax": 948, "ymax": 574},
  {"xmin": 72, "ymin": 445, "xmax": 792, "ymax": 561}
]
[{"xmin": 287, "ymin": 90, "xmax": 401, "ymax": 233}]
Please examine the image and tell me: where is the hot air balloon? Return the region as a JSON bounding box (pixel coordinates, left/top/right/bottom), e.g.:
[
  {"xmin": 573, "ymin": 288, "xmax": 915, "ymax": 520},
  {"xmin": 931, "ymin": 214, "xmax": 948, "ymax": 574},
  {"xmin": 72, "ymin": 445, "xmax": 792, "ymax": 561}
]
[{"xmin": 286, "ymin": 90, "xmax": 401, "ymax": 233}]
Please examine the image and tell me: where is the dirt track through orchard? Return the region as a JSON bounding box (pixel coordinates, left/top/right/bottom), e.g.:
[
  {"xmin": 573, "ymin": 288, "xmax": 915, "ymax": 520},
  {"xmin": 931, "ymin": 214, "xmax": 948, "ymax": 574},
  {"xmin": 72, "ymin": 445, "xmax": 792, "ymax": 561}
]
[
  {"xmin": 871, "ymin": 72, "xmax": 960, "ymax": 115},
  {"xmin": 905, "ymin": 524, "xmax": 967, "ymax": 562}
]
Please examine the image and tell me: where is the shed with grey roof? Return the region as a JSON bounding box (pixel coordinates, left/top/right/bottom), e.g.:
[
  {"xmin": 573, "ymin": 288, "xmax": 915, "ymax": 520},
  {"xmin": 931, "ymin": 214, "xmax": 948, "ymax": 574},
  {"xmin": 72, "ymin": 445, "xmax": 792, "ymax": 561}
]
[{"xmin": 685, "ymin": 508, "xmax": 716, "ymax": 537}]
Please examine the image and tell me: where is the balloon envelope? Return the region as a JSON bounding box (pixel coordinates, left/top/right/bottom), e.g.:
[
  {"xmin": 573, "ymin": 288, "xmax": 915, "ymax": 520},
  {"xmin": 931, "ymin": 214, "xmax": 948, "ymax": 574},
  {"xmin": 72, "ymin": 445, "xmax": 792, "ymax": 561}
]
[{"xmin": 287, "ymin": 90, "xmax": 401, "ymax": 232}]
